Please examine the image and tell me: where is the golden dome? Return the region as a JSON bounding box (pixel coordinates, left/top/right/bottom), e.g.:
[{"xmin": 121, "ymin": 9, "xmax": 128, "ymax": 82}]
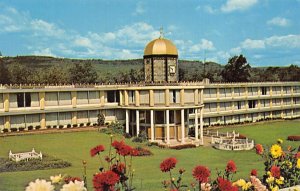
[{"xmin": 144, "ymin": 38, "xmax": 178, "ymax": 56}]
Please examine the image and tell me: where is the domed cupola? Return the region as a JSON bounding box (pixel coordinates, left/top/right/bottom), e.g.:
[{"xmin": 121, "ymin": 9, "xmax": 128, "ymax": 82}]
[{"xmin": 143, "ymin": 29, "xmax": 179, "ymax": 82}]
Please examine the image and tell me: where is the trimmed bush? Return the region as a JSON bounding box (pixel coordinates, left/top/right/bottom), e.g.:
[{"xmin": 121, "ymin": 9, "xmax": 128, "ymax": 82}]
[
  {"xmin": 53, "ymin": 125, "xmax": 57, "ymax": 129},
  {"xmin": 237, "ymin": 134, "xmax": 247, "ymax": 139},
  {"xmin": 3, "ymin": 129, "xmax": 8, "ymax": 133},
  {"xmin": 73, "ymin": 124, "xmax": 78, "ymax": 128},
  {"xmin": 27, "ymin": 126, "xmax": 34, "ymax": 130},
  {"xmin": 287, "ymin": 135, "xmax": 300, "ymax": 141},
  {"xmin": 79, "ymin": 123, "xmax": 84, "ymax": 127},
  {"xmin": 10, "ymin": 127, "xmax": 18, "ymax": 132},
  {"xmin": 59, "ymin": 125, "xmax": 64, "ymax": 129},
  {"xmin": 123, "ymin": 133, "xmax": 132, "ymax": 139},
  {"xmin": 67, "ymin": 124, "xmax": 72, "ymax": 128},
  {"xmin": 93, "ymin": 123, "xmax": 98, "ymax": 127},
  {"xmin": 46, "ymin": 125, "xmax": 51, "ymax": 129},
  {"xmin": 35, "ymin": 125, "xmax": 41, "ymax": 130},
  {"xmin": 19, "ymin": 127, "xmax": 25, "ymax": 131},
  {"xmin": 86, "ymin": 122, "xmax": 91, "ymax": 126}
]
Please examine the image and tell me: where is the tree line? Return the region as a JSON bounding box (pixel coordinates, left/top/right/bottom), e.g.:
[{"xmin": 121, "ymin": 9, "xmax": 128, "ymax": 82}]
[{"xmin": 0, "ymin": 55, "xmax": 299, "ymax": 85}]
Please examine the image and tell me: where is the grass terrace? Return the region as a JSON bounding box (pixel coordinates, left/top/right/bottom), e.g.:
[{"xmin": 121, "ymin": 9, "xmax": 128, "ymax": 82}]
[{"xmin": 0, "ymin": 120, "xmax": 299, "ymax": 191}]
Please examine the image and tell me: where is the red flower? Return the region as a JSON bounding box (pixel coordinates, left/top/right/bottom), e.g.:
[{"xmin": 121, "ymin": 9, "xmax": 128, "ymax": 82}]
[
  {"xmin": 217, "ymin": 177, "xmax": 238, "ymax": 191},
  {"xmin": 90, "ymin": 145, "xmax": 105, "ymax": 157},
  {"xmin": 255, "ymin": 144, "xmax": 264, "ymax": 155},
  {"xmin": 130, "ymin": 148, "xmax": 140, "ymax": 156},
  {"xmin": 93, "ymin": 170, "xmax": 120, "ymax": 191},
  {"xmin": 226, "ymin": 160, "xmax": 237, "ymax": 173},
  {"xmin": 192, "ymin": 165, "xmax": 210, "ymax": 183},
  {"xmin": 64, "ymin": 176, "xmax": 82, "ymax": 184},
  {"xmin": 295, "ymin": 152, "xmax": 300, "ymax": 159},
  {"xmin": 270, "ymin": 166, "xmax": 281, "ymax": 178},
  {"xmin": 250, "ymin": 169, "xmax": 258, "ymax": 176},
  {"xmin": 160, "ymin": 157, "xmax": 177, "ymax": 172},
  {"xmin": 111, "ymin": 163, "xmax": 126, "ymax": 174},
  {"xmin": 112, "ymin": 140, "xmax": 132, "ymax": 156}
]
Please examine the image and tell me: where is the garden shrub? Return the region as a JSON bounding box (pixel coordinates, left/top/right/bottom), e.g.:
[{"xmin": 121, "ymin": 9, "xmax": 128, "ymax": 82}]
[
  {"xmin": 59, "ymin": 125, "xmax": 64, "ymax": 129},
  {"xmin": 123, "ymin": 132, "xmax": 132, "ymax": 139},
  {"xmin": 169, "ymin": 144, "xmax": 196, "ymax": 150},
  {"xmin": 86, "ymin": 122, "xmax": 91, "ymax": 126},
  {"xmin": 67, "ymin": 124, "xmax": 71, "ymax": 128},
  {"xmin": 27, "ymin": 125, "xmax": 34, "ymax": 130},
  {"xmin": 53, "ymin": 125, "xmax": 57, "ymax": 129},
  {"xmin": 3, "ymin": 129, "xmax": 8, "ymax": 133},
  {"xmin": 72, "ymin": 124, "xmax": 78, "ymax": 128},
  {"xmin": 19, "ymin": 127, "xmax": 25, "ymax": 131},
  {"xmin": 287, "ymin": 135, "xmax": 300, "ymax": 141},
  {"xmin": 10, "ymin": 127, "xmax": 18, "ymax": 132},
  {"xmin": 100, "ymin": 121, "xmax": 124, "ymax": 135},
  {"xmin": 79, "ymin": 123, "xmax": 84, "ymax": 127},
  {"xmin": 134, "ymin": 147, "xmax": 153, "ymax": 156},
  {"xmin": 237, "ymin": 134, "xmax": 247, "ymax": 139},
  {"xmin": 46, "ymin": 125, "xmax": 51, "ymax": 129},
  {"xmin": 35, "ymin": 125, "xmax": 41, "ymax": 130},
  {"xmin": 93, "ymin": 123, "xmax": 98, "ymax": 127},
  {"xmin": 132, "ymin": 130, "xmax": 148, "ymax": 143},
  {"xmin": 97, "ymin": 113, "xmax": 105, "ymax": 126},
  {"xmin": 0, "ymin": 155, "xmax": 71, "ymax": 173}
]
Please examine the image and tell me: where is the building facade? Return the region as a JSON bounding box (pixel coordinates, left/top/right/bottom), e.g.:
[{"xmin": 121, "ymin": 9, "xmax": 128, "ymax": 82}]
[{"xmin": 1, "ymin": 36, "xmax": 299, "ymax": 146}]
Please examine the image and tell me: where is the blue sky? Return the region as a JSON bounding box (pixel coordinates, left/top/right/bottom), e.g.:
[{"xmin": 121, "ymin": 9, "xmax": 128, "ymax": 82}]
[{"xmin": 0, "ymin": 0, "xmax": 300, "ymax": 67}]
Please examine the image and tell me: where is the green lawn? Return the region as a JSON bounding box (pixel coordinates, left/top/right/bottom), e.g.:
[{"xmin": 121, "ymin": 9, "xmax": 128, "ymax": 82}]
[{"xmin": 0, "ymin": 121, "xmax": 299, "ymax": 191}]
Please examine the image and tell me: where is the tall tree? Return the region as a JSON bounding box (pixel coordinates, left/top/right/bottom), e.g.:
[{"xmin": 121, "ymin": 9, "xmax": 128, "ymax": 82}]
[
  {"xmin": 8, "ymin": 62, "xmax": 31, "ymax": 84},
  {"xmin": 221, "ymin": 55, "xmax": 251, "ymax": 82},
  {"xmin": 68, "ymin": 63, "xmax": 98, "ymax": 83},
  {"xmin": 0, "ymin": 59, "xmax": 10, "ymax": 84}
]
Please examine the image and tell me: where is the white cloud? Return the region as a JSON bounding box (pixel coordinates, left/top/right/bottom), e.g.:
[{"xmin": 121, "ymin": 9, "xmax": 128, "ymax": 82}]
[
  {"xmin": 33, "ymin": 48, "xmax": 56, "ymax": 57},
  {"xmin": 221, "ymin": 0, "xmax": 258, "ymax": 12},
  {"xmin": 241, "ymin": 39, "xmax": 265, "ymax": 49},
  {"xmin": 30, "ymin": 19, "xmax": 65, "ymax": 38},
  {"xmin": 133, "ymin": 2, "xmax": 145, "ymax": 15},
  {"xmin": 74, "ymin": 36, "xmax": 92, "ymax": 48},
  {"xmin": 267, "ymin": 17, "xmax": 290, "ymax": 27},
  {"xmin": 265, "ymin": 35, "xmax": 300, "ymax": 48},
  {"xmin": 189, "ymin": 39, "xmax": 215, "ymax": 52},
  {"xmin": 230, "ymin": 47, "xmax": 242, "ymax": 55},
  {"xmin": 204, "ymin": 5, "xmax": 217, "ymax": 14}
]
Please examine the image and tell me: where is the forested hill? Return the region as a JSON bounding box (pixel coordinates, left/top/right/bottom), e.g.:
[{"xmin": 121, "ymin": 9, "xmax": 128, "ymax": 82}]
[{"xmin": 0, "ymin": 55, "xmax": 299, "ymax": 84}]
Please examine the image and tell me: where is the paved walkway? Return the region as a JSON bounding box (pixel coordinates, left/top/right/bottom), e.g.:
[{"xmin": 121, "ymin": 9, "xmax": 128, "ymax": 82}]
[{"xmin": 0, "ymin": 126, "xmax": 102, "ymax": 137}]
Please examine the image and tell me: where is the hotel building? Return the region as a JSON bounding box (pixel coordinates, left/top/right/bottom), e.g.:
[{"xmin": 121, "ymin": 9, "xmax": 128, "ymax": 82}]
[{"xmin": 1, "ymin": 36, "xmax": 299, "ymax": 145}]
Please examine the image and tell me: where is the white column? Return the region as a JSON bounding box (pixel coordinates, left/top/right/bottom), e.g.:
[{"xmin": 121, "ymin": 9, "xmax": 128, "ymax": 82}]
[
  {"xmin": 200, "ymin": 107, "xmax": 204, "ymax": 144},
  {"xmin": 195, "ymin": 109, "xmax": 199, "ymax": 141},
  {"xmin": 125, "ymin": 109, "xmax": 129, "ymax": 133},
  {"xmin": 181, "ymin": 109, "xmax": 185, "ymax": 143},
  {"xmin": 136, "ymin": 110, "xmax": 140, "ymax": 136},
  {"xmin": 150, "ymin": 110, "xmax": 154, "ymax": 141},
  {"xmin": 166, "ymin": 110, "xmax": 170, "ymax": 144}
]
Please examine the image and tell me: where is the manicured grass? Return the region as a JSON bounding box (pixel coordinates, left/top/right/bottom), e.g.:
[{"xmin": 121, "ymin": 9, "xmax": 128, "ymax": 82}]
[{"xmin": 0, "ymin": 120, "xmax": 299, "ymax": 191}]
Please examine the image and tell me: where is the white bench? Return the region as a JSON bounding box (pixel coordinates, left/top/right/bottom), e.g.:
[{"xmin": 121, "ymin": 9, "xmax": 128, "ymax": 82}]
[{"xmin": 9, "ymin": 148, "xmax": 42, "ymax": 162}]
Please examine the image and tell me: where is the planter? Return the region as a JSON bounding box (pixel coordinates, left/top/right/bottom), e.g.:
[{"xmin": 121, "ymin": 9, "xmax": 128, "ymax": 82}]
[{"xmin": 279, "ymin": 185, "xmax": 300, "ymax": 191}]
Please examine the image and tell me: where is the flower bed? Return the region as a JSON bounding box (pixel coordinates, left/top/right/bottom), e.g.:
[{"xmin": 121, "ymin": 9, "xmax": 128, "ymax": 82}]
[
  {"xmin": 0, "ymin": 155, "xmax": 71, "ymax": 172},
  {"xmin": 287, "ymin": 135, "xmax": 300, "ymax": 141}
]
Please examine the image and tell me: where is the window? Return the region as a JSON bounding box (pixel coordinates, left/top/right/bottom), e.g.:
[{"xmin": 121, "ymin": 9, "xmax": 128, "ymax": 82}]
[
  {"xmin": 107, "ymin": 90, "xmax": 120, "ymax": 103},
  {"xmin": 248, "ymin": 100, "xmax": 256, "ymax": 108},
  {"xmin": 237, "ymin": 101, "xmax": 241, "ymax": 109},
  {"xmin": 17, "ymin": 93, "xmax": 31, "ymax": 107},
  {"xmin": 155, "ymin": 111, "xmax": 164, "ymax": 124},
  {"xmin": 261, "ymin": 87, "xmax": 267, "ymax": 95},
  {"xmin": 172, "ymin": 90, "xmax": 176, "ymax": 103}
]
